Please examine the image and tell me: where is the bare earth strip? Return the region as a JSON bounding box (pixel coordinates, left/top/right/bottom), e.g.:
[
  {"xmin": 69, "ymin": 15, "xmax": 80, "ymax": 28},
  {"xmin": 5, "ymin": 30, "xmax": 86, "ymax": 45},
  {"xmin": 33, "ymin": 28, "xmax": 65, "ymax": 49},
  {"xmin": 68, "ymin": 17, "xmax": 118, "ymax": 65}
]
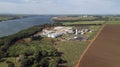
[{"xmin": 79, "ymin": 25, "xmax": 120, "ymax": 67}]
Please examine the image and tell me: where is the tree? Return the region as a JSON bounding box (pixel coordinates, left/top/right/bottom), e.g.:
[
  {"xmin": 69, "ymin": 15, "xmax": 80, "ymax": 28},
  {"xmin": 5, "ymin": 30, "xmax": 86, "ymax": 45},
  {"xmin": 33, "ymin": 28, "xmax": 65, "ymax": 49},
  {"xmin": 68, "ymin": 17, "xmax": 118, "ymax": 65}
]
[
  {"xmin": 32, "ymin": 63, "xmax": 39, "ymax": 67},
  {"xmin": 8, "ymin": 63, "xmax": 15, "ymax": 67},
  {"xmin": 34, "ymin": 50, "xmax": 42, "ymax": 62},
  {"xmin": 0, "ymin": 40, "xmax": 4, "ymax": 46},
  {"xmin": 39, "ymin": 57, "xmax": 49, "ymax": 67},
  {"xmin": 20, "ymin": 59, "xmax": 29, "ymax": 67},
  {"xmin": 49, "ymin": 57, "xmax": 60, "ymax": 67},
  {"xmin": 41, "ymin": 50, "xmax": 47, "ymax": 57},
  {"xmin": 49, "ymin": 61, "xmax": 58, "ymax": 67},
  {"xmin": 31, "ymin": 36, "xmax": 42, "ymax": 41}
]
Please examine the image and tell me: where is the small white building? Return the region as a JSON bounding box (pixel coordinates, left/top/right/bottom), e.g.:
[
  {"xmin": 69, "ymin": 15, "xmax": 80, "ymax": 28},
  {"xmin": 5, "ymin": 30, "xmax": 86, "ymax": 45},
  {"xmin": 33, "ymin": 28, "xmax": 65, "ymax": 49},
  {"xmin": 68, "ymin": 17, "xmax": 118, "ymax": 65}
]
[{"xmin": 48, "ymin": 33, "xmax": 62, "ymax": 38}]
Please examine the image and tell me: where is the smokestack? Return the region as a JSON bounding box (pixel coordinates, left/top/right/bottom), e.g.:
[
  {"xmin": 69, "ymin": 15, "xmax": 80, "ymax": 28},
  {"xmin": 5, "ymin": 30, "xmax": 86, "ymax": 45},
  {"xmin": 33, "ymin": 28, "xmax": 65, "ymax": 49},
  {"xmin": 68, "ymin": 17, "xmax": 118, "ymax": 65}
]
[{"xmin": 75, "ymin": 29, "xmax": 78, "ymax": 35}]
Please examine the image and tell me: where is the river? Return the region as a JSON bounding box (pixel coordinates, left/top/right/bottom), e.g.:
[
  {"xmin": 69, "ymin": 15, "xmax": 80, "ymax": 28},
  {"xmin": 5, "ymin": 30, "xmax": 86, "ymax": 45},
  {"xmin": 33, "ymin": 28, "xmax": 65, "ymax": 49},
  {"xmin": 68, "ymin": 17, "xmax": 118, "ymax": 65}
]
[{"xmin": 0, "ymin": 15, "xmax": 54, "ymax": 37}]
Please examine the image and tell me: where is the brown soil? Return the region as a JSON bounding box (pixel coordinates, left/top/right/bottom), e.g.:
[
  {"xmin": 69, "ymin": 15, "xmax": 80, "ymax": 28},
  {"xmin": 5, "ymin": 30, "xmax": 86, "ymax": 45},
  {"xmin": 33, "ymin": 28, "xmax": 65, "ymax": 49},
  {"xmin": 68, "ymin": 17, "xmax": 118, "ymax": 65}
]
[{"xmin": 79, "ymin": 25, "xmax": 120, "ymax": 67}]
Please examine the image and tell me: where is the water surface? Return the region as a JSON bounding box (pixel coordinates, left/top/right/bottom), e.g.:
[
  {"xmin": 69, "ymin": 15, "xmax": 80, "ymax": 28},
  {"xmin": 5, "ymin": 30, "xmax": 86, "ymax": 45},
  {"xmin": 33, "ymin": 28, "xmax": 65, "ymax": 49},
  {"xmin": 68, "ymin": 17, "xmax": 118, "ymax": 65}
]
[{"xmin": 0, "ymin": 15, "xmax": 53, "ymax": 37}]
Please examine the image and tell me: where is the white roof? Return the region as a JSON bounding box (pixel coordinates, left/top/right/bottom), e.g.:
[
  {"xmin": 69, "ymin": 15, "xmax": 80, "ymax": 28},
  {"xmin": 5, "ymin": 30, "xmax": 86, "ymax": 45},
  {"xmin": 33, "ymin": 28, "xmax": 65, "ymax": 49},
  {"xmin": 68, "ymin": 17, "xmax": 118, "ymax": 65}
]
[
  {"xmin": 54, "ymin": 26, "xmax": 64, "ymax": 30},
  {"xmin": 49, "ymin": 33, "xmax": 62, "ymax": 38},
  {"xmin": 54, "ymin": 26, "xmax": 72, "ymax": 30}
]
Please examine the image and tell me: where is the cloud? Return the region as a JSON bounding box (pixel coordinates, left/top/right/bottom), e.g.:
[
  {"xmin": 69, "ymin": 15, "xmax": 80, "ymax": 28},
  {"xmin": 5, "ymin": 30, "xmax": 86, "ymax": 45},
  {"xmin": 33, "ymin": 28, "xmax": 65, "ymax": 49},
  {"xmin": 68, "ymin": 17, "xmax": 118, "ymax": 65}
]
[
  {"xmin": 24, "ymin": 0, "xmax": 41, "ymax": 3},
  {"xmin": 0, "ymin": 0, "xmax": 119, "ymax": 14}
]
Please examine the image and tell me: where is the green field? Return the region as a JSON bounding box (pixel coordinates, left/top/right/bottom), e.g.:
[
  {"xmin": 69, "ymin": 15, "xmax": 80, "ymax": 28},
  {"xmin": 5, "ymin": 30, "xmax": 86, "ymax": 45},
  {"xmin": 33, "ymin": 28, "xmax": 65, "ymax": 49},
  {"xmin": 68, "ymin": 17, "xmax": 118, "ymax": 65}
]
[
  {"xmin": 59, "ymin": 20, "xmax": 120, "ymax": 25},
  {"xmin": 0, "ymin": 57, "xmax": 16, "ymax": 67},
  {"xmin": 107, "ymin": 21, "xmax": 120, "ymax": 24},
  {"xmin": 66, "ymin": 21, "xmax": 120, "ymax": 25},
  {"xmin": 88, "ymin": 26, "xmax": 101, "ymax": 40},
  {"xmin": 0, "ymin": 62, "xmax": 7, "ymax": 67},
  {"xmin": 58, "ymin": 41, "xmax": 89, "ymax": 67},
  {"xmin": 62, "ymin": 21, "xmax": 105, "ymax": 25}
]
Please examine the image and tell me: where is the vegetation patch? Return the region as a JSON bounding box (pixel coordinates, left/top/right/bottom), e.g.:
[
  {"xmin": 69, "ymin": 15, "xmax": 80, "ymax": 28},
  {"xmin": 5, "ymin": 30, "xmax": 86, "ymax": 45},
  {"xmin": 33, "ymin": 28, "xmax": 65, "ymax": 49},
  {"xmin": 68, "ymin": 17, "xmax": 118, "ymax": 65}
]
[
  {"xmin": 0, "ymin": 37, "xmax": 60, "ymax": 67},
  {"xmin": 62, "ymin": 21, "xmax": 105, "ymax": 25},
  {"xmin": 107, "ymin": 21, "xmax": 120, "ymax": 24},
  {"xmin": 88, "ymin": 26, "xmax": 101, "ymax": 40},
  {"xmin": 58, "ymin": 41, "xmax": 89, "ymax": 67},
  {"xmin": 0, "ymin": 57, "xmax": 16, "ymax": 67}
]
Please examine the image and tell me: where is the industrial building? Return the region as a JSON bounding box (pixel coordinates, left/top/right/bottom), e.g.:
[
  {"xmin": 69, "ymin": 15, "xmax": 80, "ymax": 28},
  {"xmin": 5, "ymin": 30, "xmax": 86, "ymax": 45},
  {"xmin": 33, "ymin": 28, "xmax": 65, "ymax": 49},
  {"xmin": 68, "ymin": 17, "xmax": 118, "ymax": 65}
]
[
  {"xmin": 35, "ymin": 26, "xmax": 92, "ymax": 40},
  {"xmin": 40, "ymin": 26, "xmax": 74, "ymax": 38}
]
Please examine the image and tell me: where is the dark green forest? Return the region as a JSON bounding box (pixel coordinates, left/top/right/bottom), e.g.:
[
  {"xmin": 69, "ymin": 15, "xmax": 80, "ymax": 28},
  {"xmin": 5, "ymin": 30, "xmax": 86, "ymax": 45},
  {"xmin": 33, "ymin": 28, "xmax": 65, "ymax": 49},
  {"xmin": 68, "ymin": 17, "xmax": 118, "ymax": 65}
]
[{"xmin": 0, "ymin": 24, "xmax": 61, "ymax": 67}]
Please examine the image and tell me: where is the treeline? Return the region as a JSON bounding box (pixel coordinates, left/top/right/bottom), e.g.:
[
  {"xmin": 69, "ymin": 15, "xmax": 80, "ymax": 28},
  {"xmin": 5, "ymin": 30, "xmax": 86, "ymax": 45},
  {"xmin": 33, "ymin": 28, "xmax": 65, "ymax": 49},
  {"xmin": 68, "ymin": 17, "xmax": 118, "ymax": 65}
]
[
  {"xmin": 92, "ymin": 16, "xmax": 120, "ymax": 21},
  {"xmin": 0, "ymin": 25, "xmax": 44, "ymax": 58}
]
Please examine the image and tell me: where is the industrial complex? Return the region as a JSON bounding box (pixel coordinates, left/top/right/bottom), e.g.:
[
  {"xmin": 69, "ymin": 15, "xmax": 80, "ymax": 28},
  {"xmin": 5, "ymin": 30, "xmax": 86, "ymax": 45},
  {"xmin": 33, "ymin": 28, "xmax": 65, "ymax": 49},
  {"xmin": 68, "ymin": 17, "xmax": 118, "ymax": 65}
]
[{"xmin": 34, "ymin": 26, "xmax": 93, "ymax": 41}]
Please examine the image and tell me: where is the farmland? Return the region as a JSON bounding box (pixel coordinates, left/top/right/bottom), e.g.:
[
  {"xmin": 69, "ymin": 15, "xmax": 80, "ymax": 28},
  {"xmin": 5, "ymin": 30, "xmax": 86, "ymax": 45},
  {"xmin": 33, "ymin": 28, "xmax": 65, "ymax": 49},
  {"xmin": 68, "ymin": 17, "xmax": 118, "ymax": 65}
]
[
  {"xmin": 79, "ymin": 25, "xmax": 120, "ymax": 67},
  {"xmin": 58, "ymin": 41, "xmax": 89, "ymax": 67},
  {"xmin": 62, "ymin": 21, "xmax": 105, "ymax": 25},
  {"xmin": 107, "ymin": 21, "xmax": 120, "ymax": 24},
  {"xmin": 57, "ymin": 25, "xmax": 102, "ymax": 67}
]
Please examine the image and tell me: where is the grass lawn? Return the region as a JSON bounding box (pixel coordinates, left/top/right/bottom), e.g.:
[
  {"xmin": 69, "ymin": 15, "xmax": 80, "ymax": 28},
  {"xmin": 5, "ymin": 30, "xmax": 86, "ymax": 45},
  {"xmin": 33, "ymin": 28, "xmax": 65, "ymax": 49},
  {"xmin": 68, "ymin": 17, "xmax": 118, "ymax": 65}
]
[
  {"xmin": 58, "ymin": 41, "xmax": 89, "ymax": 67},
  {"xmin": 0, "ymin": 57, "xmax": 16, "ymax": 67},
  {"xmin": 0, "ymin": 62, "xmax": 7, "ymax": 67},
  {"xmin": 88, "ymin": 26, "xmax": 101, "ymax": 40}
]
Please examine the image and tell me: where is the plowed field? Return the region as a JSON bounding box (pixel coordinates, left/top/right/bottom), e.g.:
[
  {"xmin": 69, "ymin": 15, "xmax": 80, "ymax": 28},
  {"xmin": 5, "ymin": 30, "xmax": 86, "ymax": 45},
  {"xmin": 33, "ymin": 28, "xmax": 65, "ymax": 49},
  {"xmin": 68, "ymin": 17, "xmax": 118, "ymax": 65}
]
[{"xmin": 79, "ymin": 25, "xmax": 120, "ymax": 67}]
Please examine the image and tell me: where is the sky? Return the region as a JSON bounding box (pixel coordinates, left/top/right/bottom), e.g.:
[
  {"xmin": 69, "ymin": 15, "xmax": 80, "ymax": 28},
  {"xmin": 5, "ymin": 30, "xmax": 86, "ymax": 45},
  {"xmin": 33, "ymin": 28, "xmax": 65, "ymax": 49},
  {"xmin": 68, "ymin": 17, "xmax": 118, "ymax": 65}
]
[{"xmin": 0, "ymin": 0, "xmax": 120, "ymax": 15}]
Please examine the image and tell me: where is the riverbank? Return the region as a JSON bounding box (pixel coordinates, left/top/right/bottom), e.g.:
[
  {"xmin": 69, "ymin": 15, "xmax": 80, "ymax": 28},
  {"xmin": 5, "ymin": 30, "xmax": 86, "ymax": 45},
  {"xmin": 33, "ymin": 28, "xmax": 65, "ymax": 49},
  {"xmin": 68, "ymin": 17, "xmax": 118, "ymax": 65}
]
[{"xmin": 0, "ymin": 15, "xmax": 28, "ymax": 22}]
